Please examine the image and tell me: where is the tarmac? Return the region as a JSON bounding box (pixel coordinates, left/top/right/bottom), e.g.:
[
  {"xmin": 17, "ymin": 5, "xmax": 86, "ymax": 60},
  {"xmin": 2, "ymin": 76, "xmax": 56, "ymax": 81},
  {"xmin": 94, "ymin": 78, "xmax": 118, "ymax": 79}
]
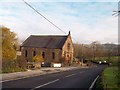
[{"xmin": 1, "ymin": 67, "xmax": 85, "ymax": 82}]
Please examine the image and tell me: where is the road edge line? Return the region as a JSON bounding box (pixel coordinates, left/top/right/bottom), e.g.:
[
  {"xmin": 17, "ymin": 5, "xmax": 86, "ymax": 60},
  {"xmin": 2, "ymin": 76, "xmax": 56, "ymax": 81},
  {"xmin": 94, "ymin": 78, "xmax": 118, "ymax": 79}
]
[{"xmin": 89, "ymin": 75, "xmax": 99, "ymax": 90}]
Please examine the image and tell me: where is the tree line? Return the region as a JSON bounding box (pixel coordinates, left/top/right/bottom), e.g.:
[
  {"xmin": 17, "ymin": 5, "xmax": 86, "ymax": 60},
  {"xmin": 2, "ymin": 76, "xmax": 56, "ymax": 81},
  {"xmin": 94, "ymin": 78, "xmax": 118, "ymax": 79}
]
[{"xmin": 74, "ymin": 41, "xmax": 120, "ymax": 63}]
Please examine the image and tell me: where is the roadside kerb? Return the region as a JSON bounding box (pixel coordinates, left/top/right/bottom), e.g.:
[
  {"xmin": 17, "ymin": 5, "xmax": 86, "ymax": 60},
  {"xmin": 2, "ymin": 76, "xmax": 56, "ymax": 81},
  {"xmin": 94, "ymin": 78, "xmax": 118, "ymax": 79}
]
[{"xmin": 1, "ymin": 67, "xmax": 79, "ymax": 82}]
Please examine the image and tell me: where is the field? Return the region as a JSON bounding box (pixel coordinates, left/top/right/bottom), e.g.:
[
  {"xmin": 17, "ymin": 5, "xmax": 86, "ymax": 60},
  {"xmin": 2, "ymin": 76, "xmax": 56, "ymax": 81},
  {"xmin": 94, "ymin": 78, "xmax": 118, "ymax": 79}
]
[{"xmin": 91, "ymin": 56, "xmax": 119, "ymax": 65}]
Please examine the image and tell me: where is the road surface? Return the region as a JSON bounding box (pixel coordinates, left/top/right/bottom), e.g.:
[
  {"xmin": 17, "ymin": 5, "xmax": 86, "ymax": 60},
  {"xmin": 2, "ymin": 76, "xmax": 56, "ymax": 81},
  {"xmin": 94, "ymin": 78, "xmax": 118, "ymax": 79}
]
[{"xmin": 2, "ymin": 65, "xmax": 106, "ymax": 90}]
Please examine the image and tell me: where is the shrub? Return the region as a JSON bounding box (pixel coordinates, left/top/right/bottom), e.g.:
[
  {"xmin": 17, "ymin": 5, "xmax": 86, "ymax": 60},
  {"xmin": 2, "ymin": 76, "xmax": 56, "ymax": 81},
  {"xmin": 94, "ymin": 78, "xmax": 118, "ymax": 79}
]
[{"xmin": 2, "ymin": 59, "xmax": 26, "ymax": 73}]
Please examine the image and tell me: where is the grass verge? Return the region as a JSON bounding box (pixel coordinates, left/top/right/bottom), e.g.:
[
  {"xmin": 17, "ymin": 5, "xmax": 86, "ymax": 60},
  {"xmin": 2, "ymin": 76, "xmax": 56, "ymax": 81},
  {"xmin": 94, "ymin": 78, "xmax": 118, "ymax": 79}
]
[
  {"xmin": 2, "ymin": 67, "xmax": 27, "ymax": 73},
  {"xmin": 94, "ymin": 66, "xmax": 120, "ymax": 90}
]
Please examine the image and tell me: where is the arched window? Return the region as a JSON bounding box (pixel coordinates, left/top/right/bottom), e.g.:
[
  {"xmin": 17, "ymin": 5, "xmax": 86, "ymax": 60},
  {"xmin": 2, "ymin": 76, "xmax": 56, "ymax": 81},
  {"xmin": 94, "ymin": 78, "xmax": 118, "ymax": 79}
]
[
  {"xmin": 52, "ymin": 52, "xmax": 55, "ymax": 59},
  {"xmin": 42, "ymin": 52, "xmax": 45, "ymax": 58},
  {"xmin": 25, "ymin": 50, "xmax": 27, "ymax": 57},
  {"xmin": 67, "ymin": 43, "xmax": 70, "ymax": 49},
  {"xmin": 33, "ymin": 51, "xmax": 36, "ymax": 56}
]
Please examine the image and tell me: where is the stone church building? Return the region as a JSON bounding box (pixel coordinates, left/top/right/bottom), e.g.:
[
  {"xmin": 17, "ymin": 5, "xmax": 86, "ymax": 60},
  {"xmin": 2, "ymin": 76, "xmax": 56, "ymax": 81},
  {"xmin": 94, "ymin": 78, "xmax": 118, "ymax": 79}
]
[{"xmin": 21, "ymin": 31, "xmax": 73, "ymax": 67}]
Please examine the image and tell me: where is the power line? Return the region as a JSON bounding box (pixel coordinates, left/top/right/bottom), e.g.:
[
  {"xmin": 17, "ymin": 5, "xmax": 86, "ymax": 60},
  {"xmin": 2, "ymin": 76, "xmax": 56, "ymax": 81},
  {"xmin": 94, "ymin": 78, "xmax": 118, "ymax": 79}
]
[
  {"xmin": 22, "ymin": 0, "xmax": 66, "ymax": 34},
  {"xmin": 22, "ymin": 0, "xmax": 79, "ymax": 44},
  {"xmin": 112, "ymin": 10, "xmax": 120, "ymax": 16}
]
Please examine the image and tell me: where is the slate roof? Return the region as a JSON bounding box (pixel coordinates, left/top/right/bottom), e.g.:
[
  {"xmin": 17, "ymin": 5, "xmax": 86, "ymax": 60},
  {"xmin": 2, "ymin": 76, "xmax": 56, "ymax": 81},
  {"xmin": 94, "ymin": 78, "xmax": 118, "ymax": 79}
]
[{"xmin": 21, "ymin": 35, "xmax": 68, "ymax": 49}]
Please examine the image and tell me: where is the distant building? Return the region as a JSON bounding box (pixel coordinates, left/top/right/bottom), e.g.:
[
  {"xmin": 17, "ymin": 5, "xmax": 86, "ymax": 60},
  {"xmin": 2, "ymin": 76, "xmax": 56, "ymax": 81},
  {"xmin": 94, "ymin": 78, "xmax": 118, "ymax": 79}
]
[{"xmin": 21, "ymin": 31, "xmax": 74, "ymax": 67}]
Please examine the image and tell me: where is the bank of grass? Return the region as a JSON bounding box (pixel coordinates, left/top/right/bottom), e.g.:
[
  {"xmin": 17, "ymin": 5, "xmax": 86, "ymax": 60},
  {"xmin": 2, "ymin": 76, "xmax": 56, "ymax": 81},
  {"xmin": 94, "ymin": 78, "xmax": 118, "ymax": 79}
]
[
  {"xmin": 95, "ymin": 66, "xmax": 120, "ymax": 90},
  {"xmin": 102, "ymin": 67, "xmax": 119, "ymax": 89},
  {"xmin": 2, "ymin": 67, "xmax": 27, "ymax": 73},
  {"xmin": 1, "ymin": 60, "xmax": 27, "ymax": 74}
]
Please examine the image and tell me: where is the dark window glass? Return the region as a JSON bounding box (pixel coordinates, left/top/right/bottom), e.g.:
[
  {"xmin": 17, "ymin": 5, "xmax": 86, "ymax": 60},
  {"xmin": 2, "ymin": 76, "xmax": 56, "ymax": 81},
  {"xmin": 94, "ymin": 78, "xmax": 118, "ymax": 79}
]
[
  {"xmin": 68, "ymin": 43, "xmax": 70, "ymax": 49},
  {"xmin": 33, "ymin": 51, "xmax": 36, "ymax": 56},
  {"xmin": 52, "ymin": 52, "xmax": 55, "ymax": 59},
  {"xmin": 25, "ymin": 50, "xmax": 27, "ymax": 57},
  {"xmin": 67, "ymin": 55, "xmax": 69, "ymax": 58},
  {"xmin": 42, "ymin": 52, "xmax": 45, "ymax": 58}
]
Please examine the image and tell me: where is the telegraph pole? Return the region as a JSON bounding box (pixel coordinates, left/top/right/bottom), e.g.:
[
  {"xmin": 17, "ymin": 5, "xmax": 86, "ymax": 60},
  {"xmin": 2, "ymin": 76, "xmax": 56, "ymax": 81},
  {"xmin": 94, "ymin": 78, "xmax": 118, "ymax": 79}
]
[{"xmin": 81, "ymin": 44, "xmax": 84, "ymax": 66}]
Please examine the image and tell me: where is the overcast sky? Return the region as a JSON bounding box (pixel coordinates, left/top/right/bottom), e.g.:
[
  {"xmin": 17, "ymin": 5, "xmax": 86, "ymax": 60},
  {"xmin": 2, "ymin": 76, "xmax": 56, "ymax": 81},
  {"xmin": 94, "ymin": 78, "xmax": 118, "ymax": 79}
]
[{"xmin": 0, "ymin": 0, "xmax": 119, "ymax": 44}]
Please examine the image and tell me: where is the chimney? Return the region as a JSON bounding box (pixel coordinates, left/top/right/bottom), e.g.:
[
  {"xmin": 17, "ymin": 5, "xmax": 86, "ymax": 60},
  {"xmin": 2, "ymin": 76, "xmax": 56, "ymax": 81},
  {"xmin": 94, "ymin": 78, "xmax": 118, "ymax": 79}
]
[{"xmin": 68, "ymin": 31, "xmax": 70, "ymax": 36}]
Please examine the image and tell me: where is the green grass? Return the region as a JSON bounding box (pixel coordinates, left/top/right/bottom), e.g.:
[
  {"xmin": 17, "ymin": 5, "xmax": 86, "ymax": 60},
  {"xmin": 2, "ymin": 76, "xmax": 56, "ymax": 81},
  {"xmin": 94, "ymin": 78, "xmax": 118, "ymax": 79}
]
[
  {"xmin": 2, "ymin": 60, "xmax": 27, "ymax": 74},
  {"xmin": 2, "ymin": 67, "xmax": 27, "ymax": 73},
  {"xmin": 93, "ymin": 56, "xmax": 119, "ymax": 60},
  {"xmin": 95, "ymin": 66, "xmax": 120, "ymax": 90},
  {"xmin": 92, "ymin": 56, "xmax": 119, "ymax": 65},
  {"xmin": 94, "ymin": 74, "xmax": 104, "ymax": 90},
  {"xmin": 102, "ymin": 67, "xmax": 120, "ymax": 89}
]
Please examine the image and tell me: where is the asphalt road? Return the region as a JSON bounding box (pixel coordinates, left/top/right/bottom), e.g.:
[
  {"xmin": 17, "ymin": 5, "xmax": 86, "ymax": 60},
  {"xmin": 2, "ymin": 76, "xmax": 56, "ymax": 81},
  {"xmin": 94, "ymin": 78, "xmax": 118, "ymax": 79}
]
[{"xmin": 2, "ymin": 65, "xmax": 106, "ymax": 90}]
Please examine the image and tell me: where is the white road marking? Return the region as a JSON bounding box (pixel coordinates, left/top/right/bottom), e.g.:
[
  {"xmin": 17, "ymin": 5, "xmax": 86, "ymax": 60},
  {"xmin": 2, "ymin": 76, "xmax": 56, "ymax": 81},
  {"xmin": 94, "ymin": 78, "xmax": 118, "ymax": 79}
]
[
  {"xmin": 89, "ymin": 75, "xmax": 99, "ymax": 90},
  {"xmin": 31, "ymin": 79, "xmax": 59, "ymax": 90},
  {"xmin": 65, "ymin": 73, "xmax": 76, "ymax": 78}
]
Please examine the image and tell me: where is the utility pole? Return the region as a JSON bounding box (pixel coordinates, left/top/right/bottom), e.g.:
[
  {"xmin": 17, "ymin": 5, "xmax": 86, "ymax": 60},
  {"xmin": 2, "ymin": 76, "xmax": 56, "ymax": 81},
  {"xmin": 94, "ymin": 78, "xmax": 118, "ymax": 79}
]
[
  {"xmin": 92, "ymin": 42, "xmax": 96, "ymax": 61},
  {"xmin": 93, "ymin": 45, "xmax": 95, "ymax": 61},
  {"xmin": 81, "ymin": 44, "xmax": 84, "ymax": 66}
]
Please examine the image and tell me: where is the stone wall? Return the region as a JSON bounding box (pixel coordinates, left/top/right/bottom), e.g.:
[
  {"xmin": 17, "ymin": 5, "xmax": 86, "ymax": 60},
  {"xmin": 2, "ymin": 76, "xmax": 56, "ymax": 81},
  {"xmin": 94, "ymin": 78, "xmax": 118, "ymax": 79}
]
[
  {"xmin": 21, "ymin": 33, "xmax": 74, "ymax": 66},
  {"xmin": 62, "ymin": 34, "xmax": 74, "ymax": 65},
  {"xmin": 21, "ymin": 47, "xmax": 62, "ymax": 64}
]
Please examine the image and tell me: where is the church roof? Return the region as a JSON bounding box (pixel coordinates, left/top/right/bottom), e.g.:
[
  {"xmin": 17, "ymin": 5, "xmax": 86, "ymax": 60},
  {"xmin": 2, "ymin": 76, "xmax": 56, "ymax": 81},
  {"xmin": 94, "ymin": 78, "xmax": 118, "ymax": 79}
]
[{"xmin": 21, "ymin": 35, "xmax": 68, "ymax": 49}]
